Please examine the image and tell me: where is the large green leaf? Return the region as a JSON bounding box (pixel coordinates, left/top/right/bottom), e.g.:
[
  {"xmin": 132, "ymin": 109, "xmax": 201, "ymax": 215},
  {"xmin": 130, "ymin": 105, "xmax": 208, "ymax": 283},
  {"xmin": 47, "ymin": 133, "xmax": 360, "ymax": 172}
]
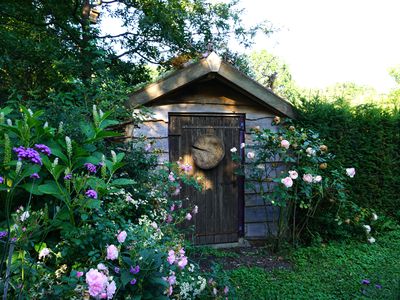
[
  {"xmin": 111, "ymin": 178, "xmax": 136, "ymax": 186},
  {"xmin": 38, "ymin": 181, "xmax": 68, "ymax": 200}
]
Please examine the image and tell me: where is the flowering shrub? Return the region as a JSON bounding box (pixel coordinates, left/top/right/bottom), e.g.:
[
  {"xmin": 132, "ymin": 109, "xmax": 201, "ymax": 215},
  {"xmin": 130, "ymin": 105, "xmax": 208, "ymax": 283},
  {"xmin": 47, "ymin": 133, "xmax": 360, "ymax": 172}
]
[
  {"xmin": 0, "ymin": 106, "xmax": 231, "ymax": 299},
  {"xmin": 233, "ymin": 117, "xmax": 378, "ymax": 248}
]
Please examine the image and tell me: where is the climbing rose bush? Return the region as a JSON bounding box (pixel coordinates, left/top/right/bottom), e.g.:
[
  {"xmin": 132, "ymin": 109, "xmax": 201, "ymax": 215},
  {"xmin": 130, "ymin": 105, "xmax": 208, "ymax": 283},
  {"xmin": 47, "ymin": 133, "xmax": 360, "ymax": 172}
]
[{"xmin": 232, "ymin": 117, "xmax": 378, "ymax": 247}]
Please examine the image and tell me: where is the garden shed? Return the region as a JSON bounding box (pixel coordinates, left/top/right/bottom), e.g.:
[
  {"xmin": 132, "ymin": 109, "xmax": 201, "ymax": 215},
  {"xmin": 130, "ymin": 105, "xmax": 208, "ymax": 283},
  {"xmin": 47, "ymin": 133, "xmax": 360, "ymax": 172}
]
[{"xmin": 126, "ymin": 52, "xmax": 296, "ymax": 245}]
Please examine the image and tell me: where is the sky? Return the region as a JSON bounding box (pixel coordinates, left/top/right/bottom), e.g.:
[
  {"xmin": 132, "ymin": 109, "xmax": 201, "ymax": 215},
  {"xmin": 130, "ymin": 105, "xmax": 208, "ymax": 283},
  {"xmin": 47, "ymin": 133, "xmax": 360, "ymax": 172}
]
[{"xmin": 237, "ymin": 0, "xmax": 400, "ymax": 92}]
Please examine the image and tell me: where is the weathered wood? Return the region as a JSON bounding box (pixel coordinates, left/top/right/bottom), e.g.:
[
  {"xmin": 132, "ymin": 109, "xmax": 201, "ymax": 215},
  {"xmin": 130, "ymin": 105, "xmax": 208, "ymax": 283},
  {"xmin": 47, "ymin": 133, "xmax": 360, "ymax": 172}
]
[
  {"xmin": 245, "ymin": 222, "xmax": 278, "ymax": 238},
  {"xmin": 245, "ymin": 205, "xmax": 280, "ymax": 223},
  {"xmin": 192, "ymin": 134, "xmax": 225, "ymax": 170},
  {"xmin": 245, "ymin": 193, "xmax": 272, "ymax": 207},
  {"xmin": 126, "ymin": 52, "xmax": 296, "ymax": 119},
  {"xmin": 169, "ymin": 114, "xmax": 243, "ymax": 245},
  {"xmin": 133, "ymin": 121, "xmax": 168, "ymax": 138}
]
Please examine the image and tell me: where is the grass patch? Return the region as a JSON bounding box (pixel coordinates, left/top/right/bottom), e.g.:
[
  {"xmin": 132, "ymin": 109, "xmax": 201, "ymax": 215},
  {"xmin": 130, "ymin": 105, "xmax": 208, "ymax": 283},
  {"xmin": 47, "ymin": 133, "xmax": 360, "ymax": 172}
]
[{"xmin": 229, "ymin": 229, "xmax": 400, "ymax": 299}]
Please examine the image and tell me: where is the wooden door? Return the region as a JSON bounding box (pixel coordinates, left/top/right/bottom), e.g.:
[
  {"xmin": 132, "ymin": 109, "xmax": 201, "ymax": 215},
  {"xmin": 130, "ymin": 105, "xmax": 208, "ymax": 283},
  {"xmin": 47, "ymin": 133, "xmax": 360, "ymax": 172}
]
[{"xmin": 169, "ymin": 113, "xmax": 245, "ymax": 245}]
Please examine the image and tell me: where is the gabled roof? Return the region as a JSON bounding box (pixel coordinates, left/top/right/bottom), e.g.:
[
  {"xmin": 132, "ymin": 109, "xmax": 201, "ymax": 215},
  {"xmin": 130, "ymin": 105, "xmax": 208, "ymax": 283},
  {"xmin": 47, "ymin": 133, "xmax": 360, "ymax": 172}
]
[{"xmin": 126, "ymin": 52, "xmax": 296, "ymax": 118}]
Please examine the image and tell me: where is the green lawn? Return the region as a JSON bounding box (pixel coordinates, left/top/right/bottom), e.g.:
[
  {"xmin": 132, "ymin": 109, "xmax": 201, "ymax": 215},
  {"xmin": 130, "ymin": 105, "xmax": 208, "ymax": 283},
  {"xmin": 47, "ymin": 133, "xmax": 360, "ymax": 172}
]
[{"xmin": 229, "ymin": 230, "xmax": 400, "ymax": 299}]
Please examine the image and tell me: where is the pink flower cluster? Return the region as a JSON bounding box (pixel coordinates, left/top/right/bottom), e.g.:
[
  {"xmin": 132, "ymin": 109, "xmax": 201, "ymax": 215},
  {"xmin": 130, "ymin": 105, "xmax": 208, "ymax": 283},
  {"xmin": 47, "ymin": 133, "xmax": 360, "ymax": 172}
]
[
  {"xmin": 163, "ymin": 272, "xmax": 177, "ymax": 296},
  {"xmin": 106, "ymin": 245, "xmax": 118, "ymax": 260},
  {"xmin": 167, "ymin": 248, "xmax": 188, "ymax": 269},
  {"xmin": 86, "ymin": 267, "xmax": 116, "ymax": 299},
  {"xmin": 179, "ymin": 162, "xmax": 193, "ymax": 173},
  {"xmin": 117, "ymin": 230, "xmax": 127, "ymax": 243},
  {"xmin": 302, "ymin": 174, "xmax": 322, "ymax": 183}
]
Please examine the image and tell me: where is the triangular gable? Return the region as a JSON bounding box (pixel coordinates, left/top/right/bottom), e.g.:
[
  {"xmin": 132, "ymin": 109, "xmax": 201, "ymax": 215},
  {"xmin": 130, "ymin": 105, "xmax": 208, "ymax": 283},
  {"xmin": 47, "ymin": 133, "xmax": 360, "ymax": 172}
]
[{"xmin": 126, "ymin": 52, "xmax": 296, "ymax": 119}]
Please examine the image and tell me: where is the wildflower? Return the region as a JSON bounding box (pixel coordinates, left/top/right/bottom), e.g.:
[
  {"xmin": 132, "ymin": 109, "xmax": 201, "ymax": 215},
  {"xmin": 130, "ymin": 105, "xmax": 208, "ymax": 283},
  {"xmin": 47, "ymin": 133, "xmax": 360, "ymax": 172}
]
[
  {"xmin": 363, "ymin": 225, "xmax": 371, "ymax": 233},
  {"xmin": 34, "ymin": 144, "xmax": 52, "ymax": 156},
  {"xmin": 85, "ymin": 189, "xmax": 98, "ymax": 199},
  {"xmin": 280, "ymin": 140, "xmax": 290, "ymax": 149},
  {"xmin": 313, "ymin": 175, "xmax": 322, "ymax": 183},
  {"xmin": 111, "ymin": 150, "xmax": 117, "ymax": 163},
  {"xmin": 273, "ymin": 116, "xmax": 281, "ymax": 124},
  {"xmin": 117, "ymin": 230, "xmax": 127, "ymax": 243},
  {"xmin": 167, "ymin": 250, "xmax": 176, "ymax": 264},
  {"xmin": 367, "ymin": 236, "xmax": 376, "ymax": 244},
  {"xmin": 84, "ymin": 163, "xmax": 97, "ymax": 173},
  {"xmin": 30, "ymin": 173, "xmax": 40, "ymax": 179},
  {"xmin": 106, "ymin": 245, "xmax": 118, "ymax": 260},
  {"xmin": 172, "ymin": 186, "xmax": 181, "ymax": 196},
  {"xmin": 372, "ymin": 213, "xmax": 378, "ymax": 221},
  {"xmin": 361, "ymin": 279, "xmax": 370, "ymax": 285},
  {"xmin": 346, "ymin": 168, "xmax": 356, "ymax": 178},
  {"xmin": 13, "ymin": 146, "xmax": 42, "ymax": 165},
  {"xmin": 86, "ymin": 268, "xmax": 108, "ymax": 297},
  {"xmin": 180, "ymin": 163, "xmax": 192, "ymax": 173},
  {"xmin": 64, "ymin": 173, "xmax": 72, "ymax": 180},
  {"xmin": 0, "ymin": 176, "xmax": 4, "ymax": 184},
  {"xmin": 38, "ymin": 248, "xmax": 50, "ymax": 260},
  {"xmin": 302, "ymin": 174, "xmax": 313, "ymax": 183},
  {"xmin": 15, "ymin": 161, "xmax": 22, "ymax": 174},
  {"xmin": 76, "ymin": 271, "xmax": 84, "ymax": 278},
  {"xmin": 170, "ymin": 204, "xmax": 176, "ymax": 212},
  {"xmin": 166, "ymin": 214, "xmax": 173, "ymax": 223},
  {"xmin": 177, "ymin": 256, "xmax": 188, "ymax": 269},
  {"xmin": 0, "ymin": 231, "xmax": 8, "ymax": 239},
  {"xmin": 224, "ymin": 286, "xmax": 229, "ymax": 294},
  {"xmin": 130, "ymin": 279, "xmax": 137, "ymax": 285},
  {"xmin": 192, "ymin": 205, "xmax": 199, "ymax": 214},
  {"xmin": 106, "ymin": 280, "xmax": 116, "ymax": 299},
  {"xmin": 114, "ymin": 267, "xmax": 120, "ymax": 274},
  {"xmin": 130, "ymin": 265, "xmax": 140, "ymax": 274},
  {"xmin": 168, "ymin": 172, "xmax": 175, "ymax": 182},
  {"xmin": 185, "ymin": 213, "xmax": 192, "ymax": 221},
  {"xmin": 165, "ymin": 274, "xmax": 176, "ymax": 285},
  {"xmin": 375, "ymin": 284, "xmax": 382, "ymax": 289},
  {"xmin": 213, "ymin": 287, "xmax": 218, "ymax": 295},
  {"xmin": 20, "ymin": 211, "xmax": 30, "ymax": 222},
  {"xmin": 288, "ymin": 170, "xmax": 298, "ymax": 180},
  {"xmin": 65, "ymin": 136, "xmax": 72, "ymax": 158},
  {"xmin": 230, "ymin": 147, "xmax": 237, "ymax": 153},
  {"xmin": 240, "ymin": 142, "xmax": 246, "ymax": 149},
  {"xmin": 246, "ymin": 151, "xmax": 255, "ymax": 159},
  {"xmin": 281, "ymin": 177, "xmax": 293, "ymax": 188}
]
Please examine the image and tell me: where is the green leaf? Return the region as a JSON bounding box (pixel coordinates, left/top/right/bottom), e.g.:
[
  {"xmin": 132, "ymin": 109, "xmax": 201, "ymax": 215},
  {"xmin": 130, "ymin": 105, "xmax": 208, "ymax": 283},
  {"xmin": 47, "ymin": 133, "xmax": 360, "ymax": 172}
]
[
  {"xmin": 84, "ymin": 199, "xmax": 101, "ymax": 209},
  {"xmin": 121, "ymin": 269, "xmax": 132, "ymax": 286},
  {"xmin": 38, "ymin": 181, "xmax": 68, "ymax": 200},
  {"xmin": 111, "ymin": 178, "xmax": 135, "ymax": 186},
  {"xmin": 34, "ymin": 242, "xmax": 47, "ymax": 253}
]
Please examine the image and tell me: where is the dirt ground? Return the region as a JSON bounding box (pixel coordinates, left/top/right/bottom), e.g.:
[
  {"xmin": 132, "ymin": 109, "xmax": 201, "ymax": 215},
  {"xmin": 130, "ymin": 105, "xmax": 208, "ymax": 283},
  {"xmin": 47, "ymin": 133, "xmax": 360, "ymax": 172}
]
[{"xmin": 192, "ymin": 247, "xmax": 292, "ymax": 272}]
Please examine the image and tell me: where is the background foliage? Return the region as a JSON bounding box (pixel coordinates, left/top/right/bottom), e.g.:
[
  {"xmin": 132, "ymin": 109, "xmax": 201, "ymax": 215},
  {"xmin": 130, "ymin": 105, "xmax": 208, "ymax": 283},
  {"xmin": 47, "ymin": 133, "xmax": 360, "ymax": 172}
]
[{"xmin": 296, "ymin": 97, "xmax": 400, "ymax": 220}]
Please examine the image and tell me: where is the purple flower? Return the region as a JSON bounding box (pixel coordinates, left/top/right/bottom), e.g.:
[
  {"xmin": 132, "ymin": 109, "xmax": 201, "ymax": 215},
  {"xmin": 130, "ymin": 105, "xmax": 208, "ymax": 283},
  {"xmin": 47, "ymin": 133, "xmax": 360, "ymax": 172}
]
[
  {"xmin": 85, "ymin": 189, "xmax": 97, "ymax": 199},
  {"xmin": 0, "ymin": 176, "xmax": 4, "ymax": 184},
  {"xmin": 64, "ymin": 173, "xmax": 72, "ymax": 180},
  {"xmin": 375, "ymin": 284, "xmax": 382, "ymax": 289},
  {"xmin": 129, "ymin": 265, "xmax": 140, "ymax": 274},
  {"xmin": 114, "ymin": 267, "xmax": 120, "ymax": 274},
  {"xmin": 130, "ymin": 278, "xmax": 137, "ymax": 285},
  {"xmin": 13, "ymin": 146, "xmax": 42, "ymax": 165},
  {"xmin": 84, "ymin": 163, "xmax": 97, "ymax": 173},
  {"xmin": 0, "ymin": 231, "xmax": 8, "ymax": 239},
  {"xmin": 34, "ymin": 144, "xmax": 51, "ymax": 156},
  {"xmin": 361, "ymin": 279, "xmax": 370, "ymax": 285},
  {"xmin": 30, "ymin": 173, "xmax": 40, "ymax": 179}
]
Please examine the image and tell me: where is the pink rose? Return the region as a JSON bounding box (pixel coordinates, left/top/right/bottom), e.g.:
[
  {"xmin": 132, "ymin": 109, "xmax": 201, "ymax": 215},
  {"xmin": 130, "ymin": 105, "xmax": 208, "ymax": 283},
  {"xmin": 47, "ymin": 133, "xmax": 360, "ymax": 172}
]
[
  {"xmin": 346, "ymin": 168, "xmax": 356, "ymax": 178},
  {"xmin": 177, "ymin": 256, "xmax": 188, "ymax": 269},
  {"xmin": 281, "ymin": 177, "xmax": 293, "ymax": 188},
  {"xmin": 167, "ymin": 250, "xmax": 175, "ymax": 264},
  {"xmin": 303, "ymin": 174, "xmax": 313, "ymax": 183},
  {"xmin": 168, "ymin": 172, "xmax": 175, "ymax": 182},
  {"xmin": 76, "ymin": 271, "xmax": 84, "ymax": 278},
  {"xmin": 117, "ymin": 231, "xmax": 127, "ymax": 243},
  {"xmin": 106, "ymin": 280, "xmax": 116, "ymax": 299},
  {"xmin": 288, "ymin": 170, "xmax": 298, "ymax": 180},
  {"xmin": 246, "ymin": 151, "xmax": 255, "ymax": 159},
  {"xmin": 172, "ymin": 186, "xmax": 181, "ymax": 196},
  {"xmin": 280, "ymin": 140, "xmax": 290, "ymax": 149},
  {"xmin": 313, "ymin": 175, "xmax": 322, "ymax": 183},
  {"xmin": 166, "ymin": 214, "xmax": 173, "ymax": 223},
  {"xmin": 86, "ymin": 268, "xmax": 108, "ymax": 297},
  {"xmin": 106, "ymin": 245, "xmax": 118, "ymax": 260},
  {"xmin": 185, "ymin": 213, "xmax": 192, "ymax": 221}
]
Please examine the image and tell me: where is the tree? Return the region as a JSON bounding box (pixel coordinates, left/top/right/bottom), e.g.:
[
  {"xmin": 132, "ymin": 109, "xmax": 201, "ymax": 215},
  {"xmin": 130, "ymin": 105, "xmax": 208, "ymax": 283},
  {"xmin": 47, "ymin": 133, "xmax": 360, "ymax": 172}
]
[
  {"xmin": 248, "ymin": 49, "xmax": 299, "ymax": 102},
  {"xmin": 0, "ymin": 0, "xmax": 266, "ymax": 109}
]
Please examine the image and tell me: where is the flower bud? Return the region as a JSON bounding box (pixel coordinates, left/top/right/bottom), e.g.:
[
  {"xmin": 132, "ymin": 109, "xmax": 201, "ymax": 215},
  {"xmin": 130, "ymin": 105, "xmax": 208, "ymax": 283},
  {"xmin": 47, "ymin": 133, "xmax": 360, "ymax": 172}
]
[
  {"xmin": 320, "ymin": 145, "xmax": 328, "ymax": 152},
  {"xmin": 319, "ymin": 163, "xmax": 328, "ymax": 170},
  {"xmin": 289, "ymin": 126, "xmax": 295, "ymax": 132},
  {"xmin": 273, "ymin": 116, "xmax": 281, "ymax": 125}
]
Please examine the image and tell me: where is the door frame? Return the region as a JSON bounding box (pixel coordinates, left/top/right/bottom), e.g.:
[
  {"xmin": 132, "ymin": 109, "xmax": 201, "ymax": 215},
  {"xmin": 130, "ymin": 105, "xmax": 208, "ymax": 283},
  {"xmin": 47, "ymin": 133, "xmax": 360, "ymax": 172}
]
[{"xmin": 168, "ymin": 112, "xmax": 245, "ymax": 239}]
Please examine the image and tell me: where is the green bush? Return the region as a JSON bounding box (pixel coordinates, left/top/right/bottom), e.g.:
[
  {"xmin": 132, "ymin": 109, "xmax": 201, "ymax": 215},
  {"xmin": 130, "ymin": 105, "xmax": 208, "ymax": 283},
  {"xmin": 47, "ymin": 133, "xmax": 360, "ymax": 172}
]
[{"xmin": 296, "ymin": 97, "xmax": 400, "ymax": 219}]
